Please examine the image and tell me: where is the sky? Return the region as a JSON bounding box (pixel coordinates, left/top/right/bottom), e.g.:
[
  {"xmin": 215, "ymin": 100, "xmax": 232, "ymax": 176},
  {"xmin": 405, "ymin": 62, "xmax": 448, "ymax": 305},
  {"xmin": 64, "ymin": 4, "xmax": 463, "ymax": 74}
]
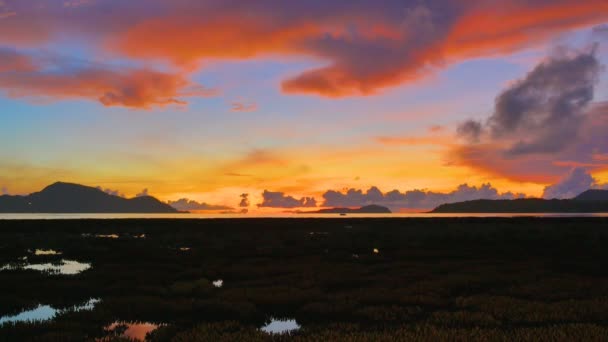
[{"xmin": 1, "ymin": 0, "xmax": 608, "ymax": 212}]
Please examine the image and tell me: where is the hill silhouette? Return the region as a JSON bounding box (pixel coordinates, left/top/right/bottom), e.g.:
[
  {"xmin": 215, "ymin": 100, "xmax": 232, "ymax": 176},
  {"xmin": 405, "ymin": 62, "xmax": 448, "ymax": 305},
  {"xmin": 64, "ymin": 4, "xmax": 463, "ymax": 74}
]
[
  {"xmin": 432, "ymin": 189, "xmax": 608, "ymax": 213},
  {"xmin": 574, "ymin": 189, "xmax": 608, "ymax": 201},
  {"xmin": 308, "ymin": 204, "xmax": 392, "ymax": 214},
  {"xmin": 0, "ymin": 182, "xmax": 179, "ymax": 213}
]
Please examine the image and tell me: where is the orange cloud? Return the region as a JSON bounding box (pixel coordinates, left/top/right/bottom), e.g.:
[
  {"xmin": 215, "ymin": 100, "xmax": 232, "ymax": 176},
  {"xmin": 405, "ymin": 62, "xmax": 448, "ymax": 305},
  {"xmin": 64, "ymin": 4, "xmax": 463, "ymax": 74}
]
[
  {"xmin": 111, "ymin": 1, "xmax": 608, "ymax": 97},
  {"xmin": 230, "ymin": 100, "xmax": 257, "ymax": 113},
  {"xmin": 1, "ymin": 1, "xmax": 607, "ymax": 100},
  {"xmin": 111, "ymin": 15, "xmax": 319, "ymax": 66},
  {"xmin": 0, "ymin": 50, "xmax": 215, "ymax": 108},
  {"xmin": 445, "ymin": 1, "xmax": 608, "ymax": 58}
]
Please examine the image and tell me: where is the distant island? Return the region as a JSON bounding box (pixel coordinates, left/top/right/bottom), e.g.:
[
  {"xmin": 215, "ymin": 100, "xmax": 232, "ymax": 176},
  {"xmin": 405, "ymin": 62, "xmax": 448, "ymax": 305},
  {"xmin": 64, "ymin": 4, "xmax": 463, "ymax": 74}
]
[
  {"xmin": 432, "ymin": 189, "xmax": 608, "ymax": 213},
  {"xmin": 304, "ymin": 204, "xmax": 392, "ymax": 214},
  {"xmin": 0, "ymin": 182, "xmax": 180, "ymax": 213}
]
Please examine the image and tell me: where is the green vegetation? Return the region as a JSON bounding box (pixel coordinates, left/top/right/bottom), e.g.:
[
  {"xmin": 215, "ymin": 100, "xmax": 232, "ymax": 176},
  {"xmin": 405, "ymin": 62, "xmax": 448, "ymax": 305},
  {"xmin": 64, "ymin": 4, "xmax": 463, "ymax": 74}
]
[{"xmin": 1, "ymin": 218, "xmax": 608, "ymax": 340}]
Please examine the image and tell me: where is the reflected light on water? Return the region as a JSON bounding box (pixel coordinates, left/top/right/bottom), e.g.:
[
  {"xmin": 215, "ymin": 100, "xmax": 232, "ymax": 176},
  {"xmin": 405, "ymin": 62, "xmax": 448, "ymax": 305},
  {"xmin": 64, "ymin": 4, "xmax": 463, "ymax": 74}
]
[
  {"xmin": 105, "ymin": 322, "xmax": 161, "ymax": 341},
  {"xmin": 261, "ymin": 318, "xmax": 301, "ymax": 334},
  {"xmin": 96, "ymin": 234, "xmax": 119, "ymax": 239},
  {"xmin": 1, "ymin": 260, "xmax": 91, "ymax": 275},
  {"xmin": 0, "ymin": 299, "xmax": 100, "ymax": 325},
  {"xmin": 34, "ymin": 249, "xmax": 62, "ymax": 256}
]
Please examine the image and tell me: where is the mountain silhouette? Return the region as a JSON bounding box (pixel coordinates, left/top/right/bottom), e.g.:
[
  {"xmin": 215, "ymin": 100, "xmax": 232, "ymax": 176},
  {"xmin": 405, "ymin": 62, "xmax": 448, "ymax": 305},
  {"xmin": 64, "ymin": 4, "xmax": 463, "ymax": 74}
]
[
  {"xmin": 574, "ymin": 189, "xmax": 608, "ymax": 201},
  {"xmin": 432, "ymin": 189, "xmax": 608, "ymax": 213},
  {"xmin": 308, "ymin": 204, "xmax": 392, "ymax": 214},
  {"xmin": 0, "ymin": 182, "xmax": 179, "ymax": 213}
]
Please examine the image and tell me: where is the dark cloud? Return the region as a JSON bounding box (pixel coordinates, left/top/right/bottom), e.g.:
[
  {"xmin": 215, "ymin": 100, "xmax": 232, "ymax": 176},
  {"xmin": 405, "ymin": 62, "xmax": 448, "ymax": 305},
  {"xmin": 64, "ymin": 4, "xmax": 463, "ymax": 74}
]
[
  {"xmin": 451, "ymin": 44, "xmax": 608, "ymax": 183},
  {"xmin": 167, "ymin": 198, "xmax": 233, "ymax": 211},
  {"xmin": 489, "ymin": 46, "xmax": 600, "ymax": 155},
  {"xmin": 239, "ymin": 193, "xmax": 249, "ymax": 208},
  {"xmin": 135, "ymin": 188, "xmax": 149, "ymax": 197},
  {"xmin": 322, "ymin": 184, "xmax": 524, "ymax": 211},
  {"xmin": 95, "ymin": 186, "xmax": 124, "ymax": 197},
  {"xmin": 257, "ymin": 190, "xmax": 317, "ymax": 208},
  {"xmin": 456, "ymin": 120, "xmax": 483, "ymax": 143}
]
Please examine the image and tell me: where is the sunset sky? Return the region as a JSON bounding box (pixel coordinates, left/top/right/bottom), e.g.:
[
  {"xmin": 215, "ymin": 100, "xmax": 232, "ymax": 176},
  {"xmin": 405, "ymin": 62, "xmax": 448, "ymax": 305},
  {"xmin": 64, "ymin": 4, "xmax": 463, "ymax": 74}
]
[{"xmin": 1, "ymin": 0, "xmax": 608, "ymax": 211}]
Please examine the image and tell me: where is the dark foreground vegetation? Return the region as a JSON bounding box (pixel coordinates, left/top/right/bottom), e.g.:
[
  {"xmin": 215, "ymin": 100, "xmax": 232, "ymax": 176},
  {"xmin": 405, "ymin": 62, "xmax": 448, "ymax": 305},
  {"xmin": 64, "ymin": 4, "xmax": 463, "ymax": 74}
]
[{"xmin": 2, "ymin": 218, "xmax": 608, "ymax": 341}]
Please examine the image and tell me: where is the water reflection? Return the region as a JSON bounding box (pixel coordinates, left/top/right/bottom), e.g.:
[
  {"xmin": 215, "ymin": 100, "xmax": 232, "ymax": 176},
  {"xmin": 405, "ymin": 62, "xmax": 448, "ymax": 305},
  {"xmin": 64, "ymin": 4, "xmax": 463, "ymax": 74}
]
[
  {"xmin": 34, "ymin": 249, "xmax": 62, "ymax": 256},
  {"xmin": 1, "ymin": 259, "xmax": 91, "ymax": 275},
  {"xmin": 261, "ymin": 318, "xmax": 301, "ymax": 334},
  {"xmin": 0, "ymin": 299, "xmax": 100, "ymax": 325},
  {"xmin": 96, "ymin": 234, "xmax": 119, "ymax": 239},
  {"xmin": 104, "ymin": 322, "xmax": 161, "ymax": 341}
]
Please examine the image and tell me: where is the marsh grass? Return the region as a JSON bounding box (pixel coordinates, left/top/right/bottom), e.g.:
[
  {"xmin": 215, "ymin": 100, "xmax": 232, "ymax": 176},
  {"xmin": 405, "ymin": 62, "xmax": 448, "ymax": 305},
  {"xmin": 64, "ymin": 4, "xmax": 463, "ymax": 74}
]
[{"xmin": 1, "ymin": 217, "xmax": 608, "ymax": 340}]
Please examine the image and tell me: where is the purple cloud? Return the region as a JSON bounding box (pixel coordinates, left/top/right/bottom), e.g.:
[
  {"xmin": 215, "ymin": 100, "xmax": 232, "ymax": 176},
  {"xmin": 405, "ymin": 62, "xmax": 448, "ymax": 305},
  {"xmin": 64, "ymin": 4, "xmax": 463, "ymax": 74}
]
[{"xmin": 257, "ymin": 190, "xmax": 317, "ymax": 208}]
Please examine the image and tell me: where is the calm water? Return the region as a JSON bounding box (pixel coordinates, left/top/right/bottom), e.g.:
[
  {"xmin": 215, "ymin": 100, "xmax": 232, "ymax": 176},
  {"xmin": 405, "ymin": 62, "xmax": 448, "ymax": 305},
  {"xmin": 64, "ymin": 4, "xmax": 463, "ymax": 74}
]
[
  {"xmin": 261, "ymin": 318, "xmax": 301, "ymax": 334},
  {"xmin": 1, "ymin": 259, "xmax": 91, "ymax": 275},
  {"xmin": 105, "ymin": 322, "xmax": 162, "ymax": 341},
  {"xmin": 1, "ymin": 213, "xmax": 608, "ymax": 220},
  {"xmin": 0, "ymin": 299, "xmax": 100, "ymax": 325}
]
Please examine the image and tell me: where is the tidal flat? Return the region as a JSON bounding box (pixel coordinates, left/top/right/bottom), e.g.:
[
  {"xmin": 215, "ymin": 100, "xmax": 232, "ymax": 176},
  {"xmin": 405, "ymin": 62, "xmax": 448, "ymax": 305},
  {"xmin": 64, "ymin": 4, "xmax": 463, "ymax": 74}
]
[{"xmin": 1, "ymin": 217, "xmax": 608, "ymax": 341}]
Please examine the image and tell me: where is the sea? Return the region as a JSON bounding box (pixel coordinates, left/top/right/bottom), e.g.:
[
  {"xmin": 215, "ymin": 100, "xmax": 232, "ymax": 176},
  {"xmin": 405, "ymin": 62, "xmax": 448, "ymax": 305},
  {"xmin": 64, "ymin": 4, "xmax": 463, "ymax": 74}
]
[{"xmin": 1, "ymin": 213, "xmax": 608, "ymax": 220}]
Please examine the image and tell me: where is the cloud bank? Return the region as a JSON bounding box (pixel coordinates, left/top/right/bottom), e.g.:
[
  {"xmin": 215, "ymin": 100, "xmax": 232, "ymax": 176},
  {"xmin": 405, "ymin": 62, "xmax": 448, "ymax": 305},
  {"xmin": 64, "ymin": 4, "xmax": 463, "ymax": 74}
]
[
  {"xmin": 257, "ymin": 190, "xmax": 317, "ymax": 208},
  {"xmin": 0, "ymin": 0, "xmax": 606, "ymax": 101},
  {"xmin": 543, "ymin": 168, "xmax": 608, "ymax": 199},
  {"xmin": 322, "ymin": 184, "xmax": 524, "ymax": 210},
  {"xmin": 0, "ymin": 49, "xmax": 214, "ymax": 108},
  {"xmin": 167, "ymin": 198, "xmax": 233, "ymax": 211},
  {"xmin": 453, "ymin": 45, "xmax": 608, "ymax": 183}
]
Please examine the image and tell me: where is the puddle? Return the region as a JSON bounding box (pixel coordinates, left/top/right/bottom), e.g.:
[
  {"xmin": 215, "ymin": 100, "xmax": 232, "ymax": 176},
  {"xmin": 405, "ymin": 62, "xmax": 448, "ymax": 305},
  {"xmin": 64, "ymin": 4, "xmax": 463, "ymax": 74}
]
[
  {"xmin": 212, "ymin": 279, "xmax": 223, "ymax": 288},
  {"xmin": 96, "ymin": 234, "xmax": 119, "ymax": 239},
  {"xmin": 1, "ymin": 259, "xmax": 91, "ymax": 275},
  {"xmin": 104, "ymin": 322, "xmax": 162, "ymax": 341},
  {"xmin": 34, "ymin": 249, "xmax": 62, "ymax": 256},
  {"xmin": 0, "ymin": 298, "xmax": 100, "ymax": 325},
  {"xmin": 261, "ymin": 318, "xmax": 301, "ymax": 335}
]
